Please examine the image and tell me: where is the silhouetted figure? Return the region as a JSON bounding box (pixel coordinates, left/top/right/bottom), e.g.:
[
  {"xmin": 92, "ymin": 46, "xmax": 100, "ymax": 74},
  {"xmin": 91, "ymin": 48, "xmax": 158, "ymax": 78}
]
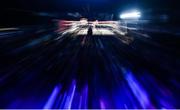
[{"xmin": 87, "ymin": 26, "xmax": 93, "ymax": 36}]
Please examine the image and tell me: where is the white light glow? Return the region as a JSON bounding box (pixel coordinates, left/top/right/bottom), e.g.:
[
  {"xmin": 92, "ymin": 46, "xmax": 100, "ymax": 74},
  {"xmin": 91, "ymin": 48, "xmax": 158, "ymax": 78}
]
[
  {"xmin": 80, "ymin": 18, "xmax": 88, "ymax": 25},
  {"xmin": 77, "ymin": 28, "xmax": 114, "ymax": 35},
  {"xmin": 120, "ymin": 11, "xmax": 141, "ymax": 19}
]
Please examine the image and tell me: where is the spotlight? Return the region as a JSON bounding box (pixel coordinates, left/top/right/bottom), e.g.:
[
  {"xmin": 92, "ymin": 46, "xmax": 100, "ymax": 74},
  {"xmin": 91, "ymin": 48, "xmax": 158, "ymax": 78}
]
[{"xmin": 120, "ymin": 10, "xmax": 141, "ymax": 19}]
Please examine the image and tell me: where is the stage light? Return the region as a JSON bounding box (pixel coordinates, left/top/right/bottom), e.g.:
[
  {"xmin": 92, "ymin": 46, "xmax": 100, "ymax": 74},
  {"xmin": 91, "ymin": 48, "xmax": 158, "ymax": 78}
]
[{"xmin": 120, "ymin": 10, "xmax": 141, "ymax": 19}]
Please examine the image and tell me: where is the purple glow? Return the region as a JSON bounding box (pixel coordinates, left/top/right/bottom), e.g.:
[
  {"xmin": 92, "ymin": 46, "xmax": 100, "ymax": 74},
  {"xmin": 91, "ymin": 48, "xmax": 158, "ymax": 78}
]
[
  {"xmin": 43, "ymin": 85, "xmax": 61, "ymax": 109},
  {"xmin": 64, "ymin": 80, "xmax": 76, "ymax": 109},
  {"xmin": 100, "ymin": 99, "xmax": 106, "ymax": 109},
  {"xmin": 123, "ymin": 68, "xmax": 151, "ymax": 108},
  {"xmin": 59, "ymin": 92, "xmax": 67, "ymax": 108},
  {"xmin": 81, "ymin": 85, "xmax": 88, "ymax": 109},
  {"xmin": 78, "ymin": 96, "xmax": 82, "ymax": 109}
]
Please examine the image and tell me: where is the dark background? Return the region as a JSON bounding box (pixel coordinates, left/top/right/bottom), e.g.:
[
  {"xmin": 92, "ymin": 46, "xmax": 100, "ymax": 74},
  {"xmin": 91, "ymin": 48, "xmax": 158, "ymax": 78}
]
[{"xmin": 0, "ymin": 0, "xmax": 180, "ymax": 26}]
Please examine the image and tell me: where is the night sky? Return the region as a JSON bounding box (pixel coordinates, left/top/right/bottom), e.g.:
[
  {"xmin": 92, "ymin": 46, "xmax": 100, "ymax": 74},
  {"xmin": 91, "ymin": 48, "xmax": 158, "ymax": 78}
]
[
  {"xmin": 1, "ymin": 0, "xmax": 179, "ymax": 13},
  {"xmin": 0, "ymin": 0, "xmax": 180, "ymax": 26}
]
